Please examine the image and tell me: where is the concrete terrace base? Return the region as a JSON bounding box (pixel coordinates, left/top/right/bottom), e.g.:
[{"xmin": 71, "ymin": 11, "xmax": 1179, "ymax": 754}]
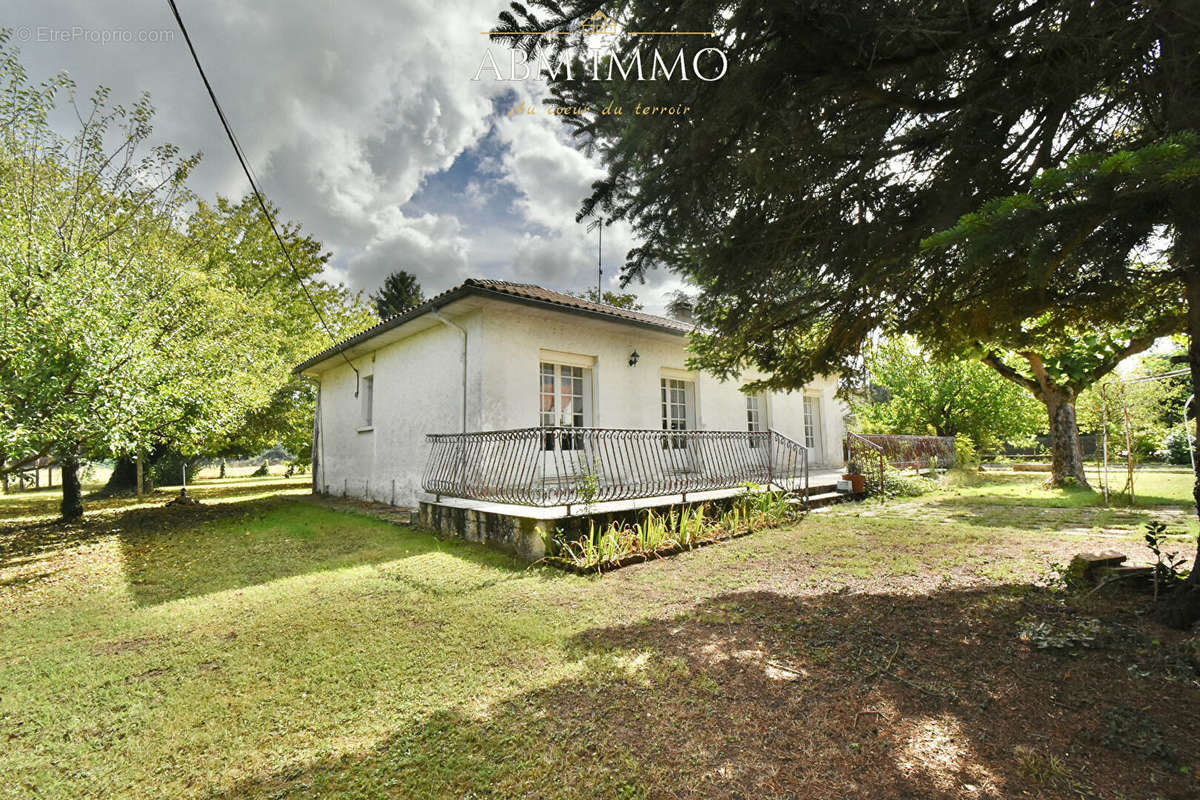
[
  {"xmin": 419, "ymin": 502, "xmax": 551, "ymax": 562},
  {"xmin": 418, "ymin": 469, "xmax": 848, "ymax": 562}
]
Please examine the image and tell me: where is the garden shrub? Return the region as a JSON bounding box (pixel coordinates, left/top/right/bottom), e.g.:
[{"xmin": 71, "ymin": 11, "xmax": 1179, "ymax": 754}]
[
  {"xmin": 1144, "ymin": 520, "xmax": 1190, "ymax": 597},
  {"xmin": 1158, "ymin": 429, "xmax": 1192, "ymax": 465},
  {"xmin": 858, "ymin": 458, "xmax": 940, "ymax": 498},
  {"xmin": 954, "ymin": 433, "xmax": 979, "ymax": 468}
]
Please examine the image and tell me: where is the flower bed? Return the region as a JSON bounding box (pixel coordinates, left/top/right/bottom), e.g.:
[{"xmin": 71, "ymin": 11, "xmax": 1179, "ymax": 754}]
[{"xmin": 540, "ymin": 489, "xmax": 799, "ymax": 573}]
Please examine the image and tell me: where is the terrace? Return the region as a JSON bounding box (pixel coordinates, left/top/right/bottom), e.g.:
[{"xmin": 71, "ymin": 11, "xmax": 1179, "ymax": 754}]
[
  {"xmin": 418, "ymin": 428, "xmax": 955, "ymax": 560},
  {"xmin": 422, "ymin": 426, "xmax": 816, "ymax": 513}
]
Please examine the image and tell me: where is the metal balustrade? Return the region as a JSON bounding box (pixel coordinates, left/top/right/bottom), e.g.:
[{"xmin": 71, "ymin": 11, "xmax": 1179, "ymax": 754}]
[
  {"xmin": 422, "ymin": 427, "xmax": 809, "ymax": 507},
  {"xmin": 849, "ymin": 434, "xmax": 957, "ymax": 471}
]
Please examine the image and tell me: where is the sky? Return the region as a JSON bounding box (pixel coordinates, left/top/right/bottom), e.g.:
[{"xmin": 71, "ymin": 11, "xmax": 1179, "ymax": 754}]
[{"xmin": 5, "ymin": 0, "xmax": 685, "ymax": 312}]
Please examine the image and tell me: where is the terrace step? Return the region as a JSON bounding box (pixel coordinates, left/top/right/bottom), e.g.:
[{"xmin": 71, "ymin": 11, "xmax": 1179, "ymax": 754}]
[
  {"xmin": 803, "ymin": 491, "xmax": 849, "ymax": 508},
  {"xmin": 382, "ymin": 508, "xmax": 415, "ymax": 525},
  {"xmin": 785, "ymin": 488, "xmax": 854, "ymax": 509}
]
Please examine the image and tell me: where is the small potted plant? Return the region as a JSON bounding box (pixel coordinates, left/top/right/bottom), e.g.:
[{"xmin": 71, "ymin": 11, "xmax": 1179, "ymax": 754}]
[{"xmin": 842, "ymin": 460, "xmax": 866, "ymax": 494}]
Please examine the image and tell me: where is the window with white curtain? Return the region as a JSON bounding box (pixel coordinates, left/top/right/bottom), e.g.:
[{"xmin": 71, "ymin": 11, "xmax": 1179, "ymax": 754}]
[
  {"xmin": 746, "ymin": 393, "xmax": 766, "ymax": 446},
  {"xmin": 539, "ymin": 362, "xmax": 590, "ymax": 450},
  {"xmin": 803, "ymin": 395, "xmax": 822, "ymax": 451},
  {"xmin": 661, "ymin": 377, "xmax": 695, "ymax": 449}
]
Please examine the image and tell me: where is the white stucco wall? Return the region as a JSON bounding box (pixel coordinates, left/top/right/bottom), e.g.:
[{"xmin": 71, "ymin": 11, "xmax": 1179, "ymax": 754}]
[
  {"xmin": 313, "ymin": 310, "xmax": 485, "ymax": 505},
  {"xmin": 309, "ymin": 298, "xmax": 845, "ymax": 507},
  {"xmin": 475, "ymin": 304, "xmax": 843, "ymax": 464}
]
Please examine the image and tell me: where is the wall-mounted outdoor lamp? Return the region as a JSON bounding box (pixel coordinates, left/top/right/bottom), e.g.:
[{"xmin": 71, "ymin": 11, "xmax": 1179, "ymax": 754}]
[{"xmin": 628, "ymin": 350, "xmax": 640, "ymax": 367}]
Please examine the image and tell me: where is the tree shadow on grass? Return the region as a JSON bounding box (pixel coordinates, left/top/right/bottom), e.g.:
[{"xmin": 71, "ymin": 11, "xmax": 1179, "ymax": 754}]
[
  {"xmin": 207, "ymin": 586, "xmax": 1200, "ymax": 800},
  {"xmin": 114, "ymin": 496, "xmax": 538, "ymax": 606},
  {"xmin": 3, "ymin": 489, "xmax": 540, "ymax": 606},
  {"xmin": 0, "ymin": 478, "xmax": 312, "ymax": 540}
]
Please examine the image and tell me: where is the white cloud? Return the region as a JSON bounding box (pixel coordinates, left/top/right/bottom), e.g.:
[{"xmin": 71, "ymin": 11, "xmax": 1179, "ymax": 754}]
[{"xmin": 10, "ymin": 0, "xmax": 681, "ymax": 312}]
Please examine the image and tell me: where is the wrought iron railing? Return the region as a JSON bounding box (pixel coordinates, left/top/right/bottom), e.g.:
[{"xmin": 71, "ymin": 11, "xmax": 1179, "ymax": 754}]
[
  {"xmin": 845, "ymin": 432, "xmax": 887, "ymax": 495},
  {"xmin": 422, "ymin": 427, "xmax": 809, "ymax": 508},
  {"xmin": 850, "ymin": 434, "xmax": 956, "ymax": 471}
]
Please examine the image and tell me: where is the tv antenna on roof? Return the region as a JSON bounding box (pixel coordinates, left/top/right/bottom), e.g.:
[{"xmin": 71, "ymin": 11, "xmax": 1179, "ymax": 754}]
[{"xmin": 587, "ymin": 216, "xmax": 606, "ymax": 300}]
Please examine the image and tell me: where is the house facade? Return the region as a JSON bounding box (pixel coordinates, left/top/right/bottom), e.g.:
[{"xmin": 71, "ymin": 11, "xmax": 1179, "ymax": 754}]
[{"xmin": 295, "ymin": 279, "xmax": 846, "ymax": 509}]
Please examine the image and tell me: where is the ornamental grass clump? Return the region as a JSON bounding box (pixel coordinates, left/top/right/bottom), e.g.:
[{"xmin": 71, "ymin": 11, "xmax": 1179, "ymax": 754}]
[{"xmin": 545, "ymin": 488, "xmax": 799, "ymax": 571}]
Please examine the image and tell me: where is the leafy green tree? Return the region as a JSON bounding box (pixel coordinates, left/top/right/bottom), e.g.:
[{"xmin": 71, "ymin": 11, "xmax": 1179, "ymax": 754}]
[
  {"xmin": 491, "ymin": 0, "xmax": 1192, "ymax": 491},
  {"xmin": 99, "ymin": 196, "xmax": 375, "ymax": 493},
  {"xmin": 1140, "ymin": 343, "xmax": 1192, "ymax": 431},
  {"xmin": 1076, "ymin": 348, "xmax": 1193, "ymax": 465},
  {"xmin": 918, "ymin": 135, "xmax": 1200, "ymax": 611},
  {"xmin": 571, "ymin": 288, "xmax": 643, "ymax": 310},
  {"xmin": 0, "ymin": 35, "xmax": 360, "ymax": 515},
  {"xmin": 854, "ymin": 337, "xmax": 1044, "ymax": 450},
  {"xmin": 184, "ymin": 197, "xmax": 375, "ymax": 463},
  {"xmin": 372, "ymin": 270, "xmax": 425, "ymax": 319}
]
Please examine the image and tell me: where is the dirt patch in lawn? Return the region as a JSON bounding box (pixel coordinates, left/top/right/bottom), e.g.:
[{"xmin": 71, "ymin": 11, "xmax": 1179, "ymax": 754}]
[{"xmin": 212, "ymin": 584, "xmax": 1200, "ymax": 800}]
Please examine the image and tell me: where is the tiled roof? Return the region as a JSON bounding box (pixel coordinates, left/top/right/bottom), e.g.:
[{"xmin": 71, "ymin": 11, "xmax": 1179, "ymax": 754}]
[
  {"xmin": 466, "ymin": 279, "xmax": 692, "ymax": 334},
  {"xmin": 293, "ymin": 278, "xmax": 691, "ymax": 374}
]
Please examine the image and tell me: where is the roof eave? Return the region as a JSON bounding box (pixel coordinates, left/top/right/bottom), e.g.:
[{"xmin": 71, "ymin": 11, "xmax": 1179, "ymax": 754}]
[
  {"xmin": 467, "ymin": 285, "xmax": 690, "ymax": 338},
  {"xmin": 292, "ymin": 283, "xmax": 690, "ymax": 377},
  {"xmin": 292, "ymin": 284, "xmax": 475, "ymax": 376}
]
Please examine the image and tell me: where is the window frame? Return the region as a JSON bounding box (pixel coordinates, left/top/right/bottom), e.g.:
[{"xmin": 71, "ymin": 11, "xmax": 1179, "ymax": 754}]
[
  {"xmin": 746, "ymin": 392, "xmax": 767, "ymax": 446},
  {"xmin": 539, "ymin": 360, "xmax": 592, "ymax": 450},
  {"xmin": 358, "ymin": 375, "xmax": 374, "ymax": 431},
  {"xmin": 660, "ymin": 377, "xmax": 695, "ymax": 449},
  {"xmin": 803, "ymin": 394, "xmax": 822, "ymax": 452}
]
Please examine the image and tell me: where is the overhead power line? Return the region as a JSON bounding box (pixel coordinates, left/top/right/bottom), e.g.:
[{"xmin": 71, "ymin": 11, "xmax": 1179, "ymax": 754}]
[{"xmin": 164, "ymin": 0, "xmax": 359, "ymax": 388}]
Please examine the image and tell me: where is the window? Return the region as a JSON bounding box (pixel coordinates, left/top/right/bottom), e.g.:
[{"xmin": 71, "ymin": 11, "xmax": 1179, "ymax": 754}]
[
  {"xmin": 803, "ymin": 395, "xmax": 821, "ymax": 451},
  {"xmin": 359, "ymin": 375, "xmax": 374, "ymax": 429},
  {"xmin": 746, "ymin": 393, "xmax": 766, "ymax": 446},
  {"xmin": 539, "ymin": 362, "xmax": 590, "ymax": 450},
  {"xmin": 661, "ymin": 377, "xmax": 695, "ymax": 449}
]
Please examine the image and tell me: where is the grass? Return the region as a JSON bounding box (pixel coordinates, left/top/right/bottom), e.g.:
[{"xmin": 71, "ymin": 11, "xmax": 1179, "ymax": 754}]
[
  {"xmin": 957, "ymin": 467, "xmax": 1194, "ymax": 508},
  {"xmin": 2, "ymin": 473, "xmax": 1199, "ymax": 798}
]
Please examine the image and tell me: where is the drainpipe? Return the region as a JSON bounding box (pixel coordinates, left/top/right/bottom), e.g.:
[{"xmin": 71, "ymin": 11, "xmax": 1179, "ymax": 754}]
[{"xmin": 430, "ymin": 310, "xmax": 467, "ymax": 433}]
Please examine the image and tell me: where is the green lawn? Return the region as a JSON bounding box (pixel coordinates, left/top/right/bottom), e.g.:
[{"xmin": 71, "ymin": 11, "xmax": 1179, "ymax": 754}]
[{"xmin": 2, "ymin": 474, "xmax": 1198, "ymax": 798}]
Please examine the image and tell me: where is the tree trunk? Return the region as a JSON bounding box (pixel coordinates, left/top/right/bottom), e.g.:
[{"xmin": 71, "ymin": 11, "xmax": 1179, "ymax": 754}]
[
  {"xmin": 982, "ymin": 352, "xmax": 1092, "ymax": 490},
  {"xmin": 1137, "ymin": 0, "xmax": 1200, "ymax": 627},
  {"xmin": 1156, "ymin": 269, "xmax": 1200, "ymax": 628},
  {"xmin": 102, "ymin": 456, "xmax": 141, "ymax": 494},
  {"xmin": 1044, "ymin": 391, "xmax": 1091, "ymax": 489},
  {"xmin": 59, "ymin": 454, "xmax": 83, "ymax": 520},
  {"xmin": 1176, "ymin": 243, "xmax": 1200, "ymax": 577},
  {"xmin": 102, "ymin": 451, "xmax": 160, "ymax": 496}
]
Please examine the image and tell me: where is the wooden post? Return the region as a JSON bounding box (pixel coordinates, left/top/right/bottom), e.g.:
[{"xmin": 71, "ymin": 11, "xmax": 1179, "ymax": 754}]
[
  {"xmin": 1100, "ymin": 383, "xmax": 1110, "ymax": 505},
  {"xmin": 1122, "ymin": 387, "xmax": 1135, "ymax": 505},
  {"xmin": 135, "ymin": 452, "xmax": 144, "ymax": 499}
]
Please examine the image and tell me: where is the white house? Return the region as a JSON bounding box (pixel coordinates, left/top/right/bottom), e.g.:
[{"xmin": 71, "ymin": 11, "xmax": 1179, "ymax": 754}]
[{"xmin": 295, "ymin": 279, "xmax": 847, "ymax": 515}]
